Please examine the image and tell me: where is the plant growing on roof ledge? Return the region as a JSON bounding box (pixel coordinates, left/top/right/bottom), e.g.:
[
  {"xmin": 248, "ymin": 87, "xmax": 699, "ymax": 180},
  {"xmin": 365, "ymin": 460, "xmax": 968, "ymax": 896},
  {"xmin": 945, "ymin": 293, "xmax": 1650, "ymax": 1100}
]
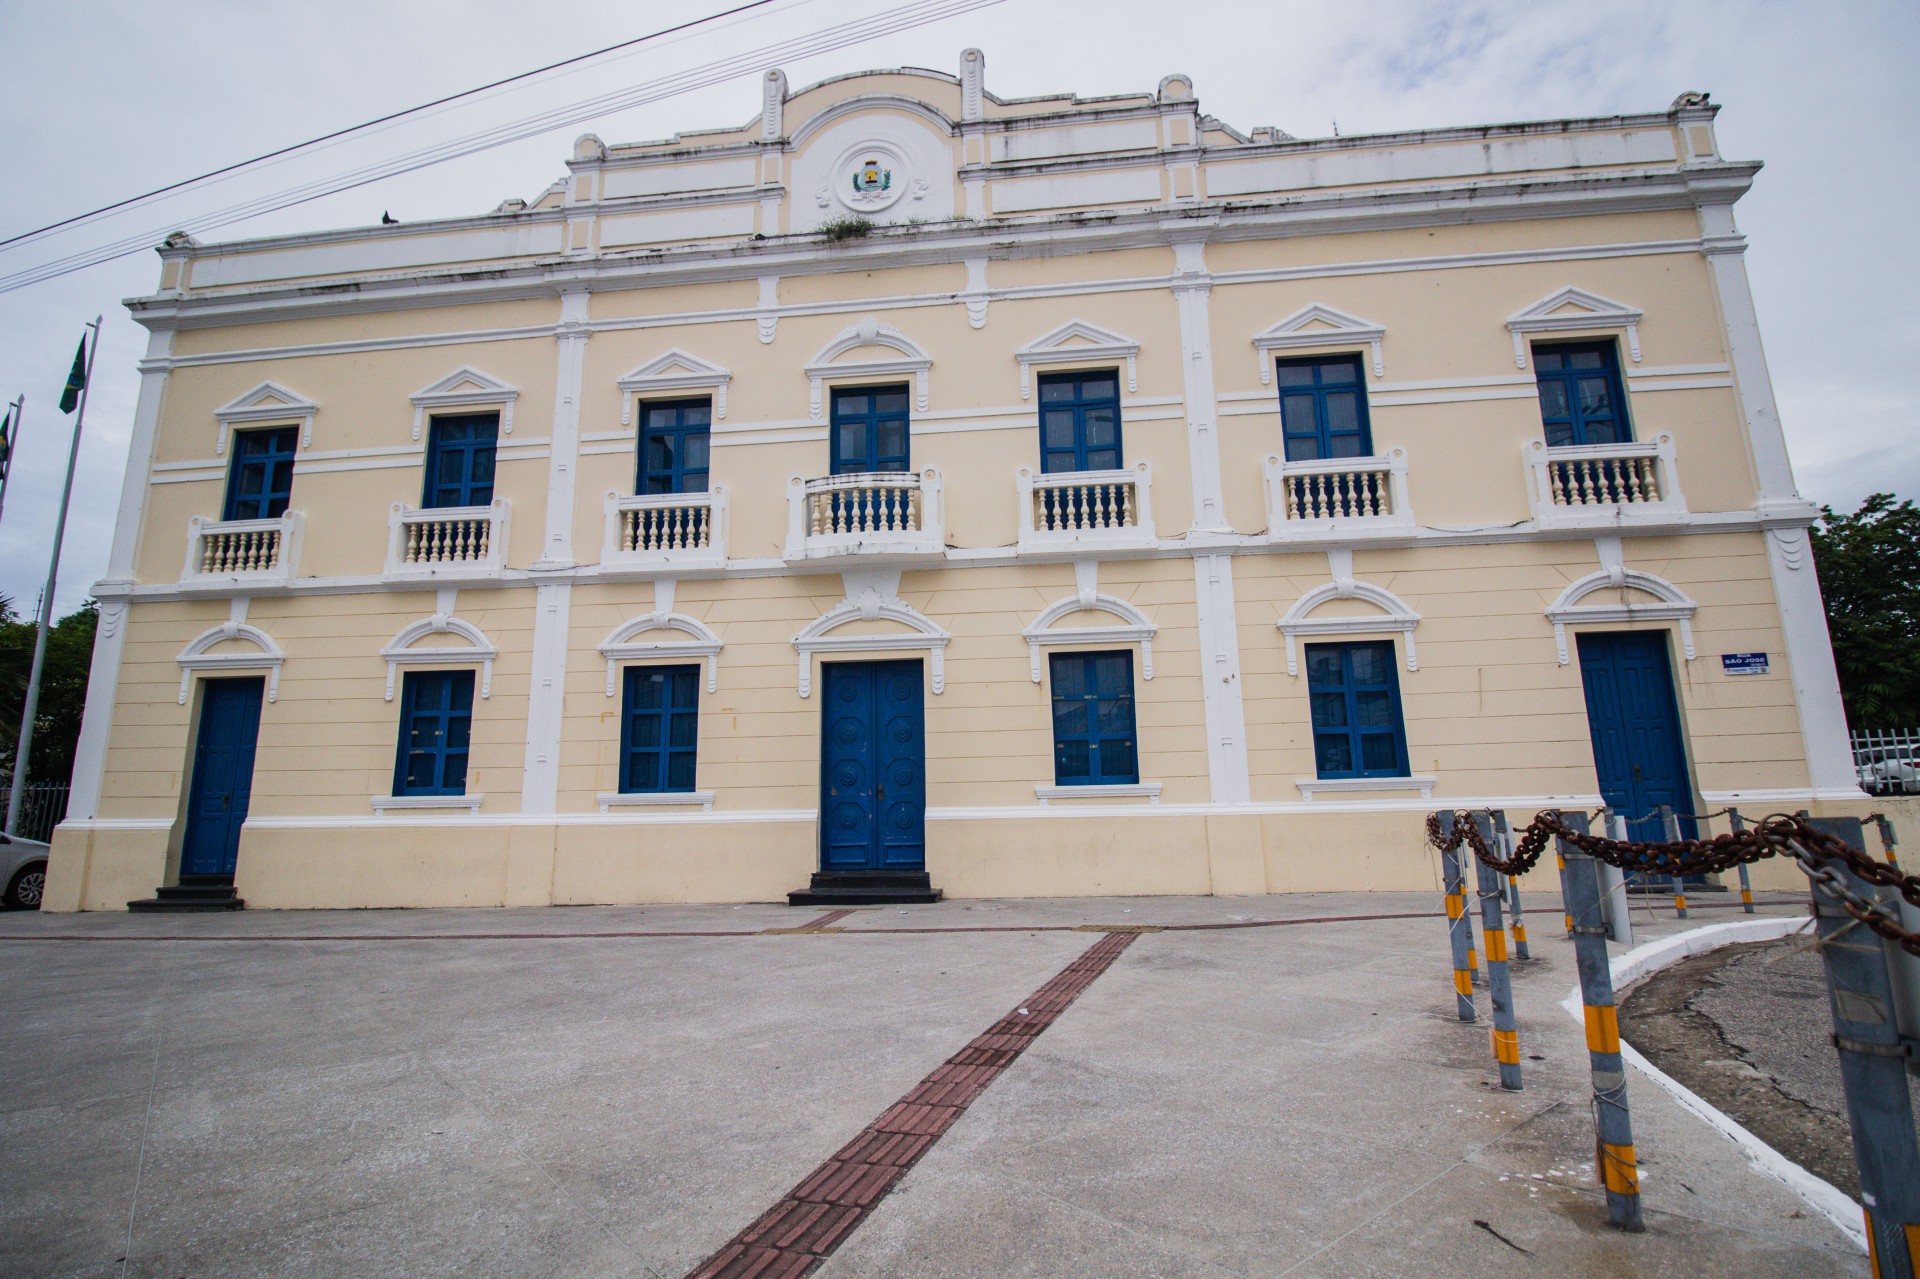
[{"xmin": 818, "ymin": 215, "xmax": 872, "ymax": 242}]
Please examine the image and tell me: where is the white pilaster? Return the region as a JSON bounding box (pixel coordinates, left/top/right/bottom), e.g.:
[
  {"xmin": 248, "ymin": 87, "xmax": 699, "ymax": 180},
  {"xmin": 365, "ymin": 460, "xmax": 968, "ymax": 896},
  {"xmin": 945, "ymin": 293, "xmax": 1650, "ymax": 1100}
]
[
  {"xmin": 1698, "ymin": 204, "xmax": 1797, "ymax": 502},
  {"xmin": 1193, "ymin": 554, "xmax": 1251, "ymax": 803},
  {"xmin": 1170, "ymin": 232, "xmax": 1229, "ymax": 533},
  {"xmin": 521, "ymin": 290, "xmax": 589, "ymax": 814},
  {"xmin": 67, "ymin": 327, "xmax": 174, "ymax": 821},
  {"xmin": 1763, "ymin": 525, "xmax": 1860, "ymax": 794}
]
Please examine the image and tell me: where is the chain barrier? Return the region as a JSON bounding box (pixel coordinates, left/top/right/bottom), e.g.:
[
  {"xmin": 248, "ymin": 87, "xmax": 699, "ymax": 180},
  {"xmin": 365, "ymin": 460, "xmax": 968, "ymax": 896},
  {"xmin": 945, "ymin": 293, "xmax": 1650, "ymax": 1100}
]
[
  {"xmin": 1675, "ymin": 807, "xmax": 1734, "ymax": 824},
  {"xmin": 1425, "ymin": 809, "xmax": 1920, "ymax": 957}
]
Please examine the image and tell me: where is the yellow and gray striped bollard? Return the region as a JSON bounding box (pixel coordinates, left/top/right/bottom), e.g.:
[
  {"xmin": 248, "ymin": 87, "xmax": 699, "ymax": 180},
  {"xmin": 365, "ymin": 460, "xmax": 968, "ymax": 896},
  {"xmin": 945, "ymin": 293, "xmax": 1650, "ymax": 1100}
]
[
  {"xmin": 1470, "ymin": 812, "xmax": 1522, "ymax": 1090},
  {"xmin": 1660, "ymin": 805, "xmax": 1689, "ymax": 918},
  {"xmin": 1869, "ymin": 813, "xmax": 1900, "ymax": 865},
  {"xmin": 1729, "ymin": 808, "xmax": 1755, "ymax": 913},
  {"xmin": 1554, "ymin": 810, "xmax": 1643, "ymax": 1231},
  {"xmin": 1495, "ymin": 810, "xmax": 1530, "ymax": 960},
  {"xmin": 1436, "ymin": 812, "xmax": 1477, "ymax": 1022}
]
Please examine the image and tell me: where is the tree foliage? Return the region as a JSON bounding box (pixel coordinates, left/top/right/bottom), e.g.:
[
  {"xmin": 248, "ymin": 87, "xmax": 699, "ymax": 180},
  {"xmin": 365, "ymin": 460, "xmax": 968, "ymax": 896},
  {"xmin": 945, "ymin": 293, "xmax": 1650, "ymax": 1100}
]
[
  {"xmin": 0, "ymin": 597, "xmax": 97, "ymax": 786},
  {"xmin": 1810, "ymin": 494, "xmax": 1920, "ymax": 727}
]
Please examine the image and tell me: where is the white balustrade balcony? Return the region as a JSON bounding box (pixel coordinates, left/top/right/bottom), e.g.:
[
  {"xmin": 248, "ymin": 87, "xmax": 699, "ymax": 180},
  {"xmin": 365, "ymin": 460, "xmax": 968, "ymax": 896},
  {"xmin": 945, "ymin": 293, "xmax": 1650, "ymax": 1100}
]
[
  {"xmin": 1016, "ymin": 462, "xmax": 1155, "ymax": 552},
  {"xmin": 385, "ymin": 500, "xmax": 510, "ymax": 577},
  {"xmin": 784, "ymin": 468, "xmax": 945, "ymax": 562},
  {"xmin": 181, "ymin": 511, "xmax": 304, "ymax": 585},
  {"xmin": 1525, "ymin": 434, "xmax": 1685, "ymax": 529},
  {"xmin": 602, "ymin": 487, "xmax": 728, "ymax": 569},
  {"xmin": 1262, "ymin": 448, "xmax": 1413, "ymax": 537}
]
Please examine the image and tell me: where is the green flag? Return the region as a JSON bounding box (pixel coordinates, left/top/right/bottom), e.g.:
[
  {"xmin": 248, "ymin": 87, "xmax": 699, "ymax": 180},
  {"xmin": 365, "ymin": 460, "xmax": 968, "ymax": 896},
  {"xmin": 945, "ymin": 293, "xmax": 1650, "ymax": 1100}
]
[
  {"xmin": 0, "ymin": 406, "xmax": 11, "ymax": 482},
  {"xmin": 58, "ymin": 337, "xmax": 87, "ymax": 413}
]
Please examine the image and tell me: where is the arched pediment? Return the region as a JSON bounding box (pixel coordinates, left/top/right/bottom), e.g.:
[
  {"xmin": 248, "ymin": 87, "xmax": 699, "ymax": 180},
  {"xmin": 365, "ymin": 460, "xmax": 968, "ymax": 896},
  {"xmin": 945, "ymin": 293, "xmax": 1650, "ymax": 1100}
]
[
  {"xmin": 803, "ymin": 315, "xmax": 932, "ymax": 419},
  {"xmin": 1506, "ymin": 287, "xmax": 1643, "ymax": 368},
  {"xmin": 792, "ymin": 594, "xmax": 950, "ymax": 697},
  {"xmin": 1545, "ymin": 568, "xmax": 1697, "ymax": 664},
  {"xmin": 1278, "ymin": 580, "xmax": 1421, "ymax": 676},
  {"xmin": 214, "ymin": 381, "xmax": 317, "ymax": 453},
  {"xmin": 1014, "ymin": 321, "xmax": 1141, "ymax": 399},
  {"xmin": 598, "ymin": 613, "xmax": 723, "ymax": 696},
  {"xmin": 177, "ymin": 622, "xmax": 286, "ymax": 704},
  {"xmin": 410, "ymin": 366, "xmax": 519, "ymax": 438},
  {"xmin": 1023, "ymin": 593, "xmax": 1156, "ymax": 682},
  {"xmin": 618, "ymin": 350, "xmax": 732, "ymax": 422},
  {"xmin": 380, "ymin": 613, "xmax": 498, "ymax": 700},
  {"xmin": 1253, "ymin": 304, "xmax": 1387, "ymax": 380}
]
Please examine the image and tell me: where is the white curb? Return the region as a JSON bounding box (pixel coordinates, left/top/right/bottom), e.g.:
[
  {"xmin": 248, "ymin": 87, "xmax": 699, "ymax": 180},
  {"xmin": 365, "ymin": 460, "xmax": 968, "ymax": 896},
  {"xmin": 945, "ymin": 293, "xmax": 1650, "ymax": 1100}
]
[{"xmin": 1559, "ymin": 915, "xmax": 1867, "ymax": 1253}]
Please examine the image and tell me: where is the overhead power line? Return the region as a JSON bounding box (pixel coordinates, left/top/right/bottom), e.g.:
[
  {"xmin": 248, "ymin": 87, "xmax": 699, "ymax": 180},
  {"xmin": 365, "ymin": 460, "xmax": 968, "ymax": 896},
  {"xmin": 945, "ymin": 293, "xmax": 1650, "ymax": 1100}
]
[
  {"xmin": 0, "ymin": 0, "xmax": 1004, "ymax": 295},
  {"xmin": 0, "ymin": 0, "xmax": 785, "ymax": 253}
]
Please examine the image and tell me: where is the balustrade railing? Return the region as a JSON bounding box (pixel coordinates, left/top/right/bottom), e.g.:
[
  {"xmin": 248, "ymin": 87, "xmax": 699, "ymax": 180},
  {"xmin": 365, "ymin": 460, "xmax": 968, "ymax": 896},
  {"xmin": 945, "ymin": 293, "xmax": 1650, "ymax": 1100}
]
[
  {"xmin": 182, "ymin": 512, "xmax": 303, "ymax": 583},
  {"xmin": 1017, "ymin": 463, "xmax": 1154, "ymax": 550},
  {"xmin": 1262, "ymin": 449, "xmax": 1412, "ymax": 534},
  {"xmin": 603, "ymin": 489, "xmax": 727, "ymax": 566},
  {"xmin": 386, "ymin": 500, "xmax": 510, "ymax": 575},
  {"xmin": 785, "ymin": 469, "xmax": 944, "ymax": 560},
  {"xmin": 1525, "ymin": 435, "xmax": 1684, "ymax": 526}
]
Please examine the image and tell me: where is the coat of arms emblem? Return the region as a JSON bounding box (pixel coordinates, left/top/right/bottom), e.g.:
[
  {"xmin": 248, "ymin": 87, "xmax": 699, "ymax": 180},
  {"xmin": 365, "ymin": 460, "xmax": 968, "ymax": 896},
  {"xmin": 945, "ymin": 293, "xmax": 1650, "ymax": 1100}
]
[{"xmin": 852, "ymin": 158, "xmax": 892, "ymax": 195}]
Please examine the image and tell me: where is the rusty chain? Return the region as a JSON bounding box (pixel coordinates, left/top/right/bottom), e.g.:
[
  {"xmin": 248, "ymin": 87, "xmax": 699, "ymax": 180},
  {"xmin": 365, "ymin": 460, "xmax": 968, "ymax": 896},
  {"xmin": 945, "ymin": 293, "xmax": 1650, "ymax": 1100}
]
[{"xmin": 1425, "ymin": 809, "xmax": 1920, "ymax": 957}]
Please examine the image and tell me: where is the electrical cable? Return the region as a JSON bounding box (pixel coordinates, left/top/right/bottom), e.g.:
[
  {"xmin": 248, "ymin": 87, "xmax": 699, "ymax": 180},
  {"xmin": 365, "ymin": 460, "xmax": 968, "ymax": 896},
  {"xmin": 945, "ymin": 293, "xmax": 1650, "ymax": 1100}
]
[{"xmin": 0, "ymin": 0, "xmax": 1004, "ymax": 295}]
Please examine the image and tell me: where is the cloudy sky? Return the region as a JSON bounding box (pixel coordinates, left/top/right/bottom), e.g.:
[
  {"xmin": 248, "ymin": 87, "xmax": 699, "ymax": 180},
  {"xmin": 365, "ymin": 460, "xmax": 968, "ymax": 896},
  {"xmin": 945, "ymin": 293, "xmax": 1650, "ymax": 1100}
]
[{"xmin": 0, "ymin": 0, "xmax": 1914, "ymax": 615}]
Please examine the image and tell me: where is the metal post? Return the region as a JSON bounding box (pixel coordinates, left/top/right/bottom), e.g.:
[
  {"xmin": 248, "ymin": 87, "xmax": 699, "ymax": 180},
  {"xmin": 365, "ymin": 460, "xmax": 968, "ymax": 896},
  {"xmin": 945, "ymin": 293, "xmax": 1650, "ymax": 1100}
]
[
  {"xmin": 1606, "ymin": 811, "xmax": 1637, "ymax": 944},
  {"xmin": 1804, "ymin": 817, "xmax": 1920, "ymax": 1277},
  {"xmin": 1870, "ymin": 814, "xmax": 1900, "ymax": 866},
  {"xmin": 1436, "ymin": 812, "xmax": 1476, "ymax": 1022},
  {"xmin": 0, "ymin": 394, "xmax": 22, "ymax": 530},
  {"xmin": 1556, "ymin": 810, "xmax": 1645, "ymax": 1231},
  {"xmin": 7, "ymin": 319, "xmax": 99, "ymax": 837},
  {"xmin": 1730, "ymin": 809, "xmax": 1755, "ymax": 913},
  {"xmin": 1471, "ymin": 812, "xmax": 1522, "ymax": 1090},
  {"xmin": 1495, "ymin": 811, "xmax": 1531, "ymax": 960},
  {"xmin": 1660, "ymin": 805, "xmax": 1688, "ymax": 918}
]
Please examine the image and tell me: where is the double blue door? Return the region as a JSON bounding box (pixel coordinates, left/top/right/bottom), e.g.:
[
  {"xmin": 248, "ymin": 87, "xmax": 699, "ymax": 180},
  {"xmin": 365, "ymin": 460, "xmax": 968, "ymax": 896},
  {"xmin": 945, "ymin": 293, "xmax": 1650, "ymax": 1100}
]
[
  {"xmin": 820, "ymin": 660, "xmax": 925, "ymax": 871},
  {"xmin": 1576, "ymin": 632, "xmax": 1696, "ymax": 843},
  {"xmin": 181, "ymin": 678, "xmax": 265, "ymax": 877}
]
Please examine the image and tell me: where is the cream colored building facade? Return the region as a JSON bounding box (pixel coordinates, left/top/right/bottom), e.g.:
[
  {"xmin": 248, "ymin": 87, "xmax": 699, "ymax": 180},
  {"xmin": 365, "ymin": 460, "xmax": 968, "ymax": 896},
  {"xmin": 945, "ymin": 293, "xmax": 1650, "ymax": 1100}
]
[{"xmin": 44, "ymin": 54, "xmax": 1872, "ymax": 911}]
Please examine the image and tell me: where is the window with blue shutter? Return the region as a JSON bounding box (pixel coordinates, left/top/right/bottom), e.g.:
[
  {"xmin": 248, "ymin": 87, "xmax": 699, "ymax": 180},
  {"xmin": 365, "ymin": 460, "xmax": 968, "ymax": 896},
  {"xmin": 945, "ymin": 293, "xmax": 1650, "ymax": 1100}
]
[
  {"xmin": 1049, "ymin": 651, "xmax": 1139, "ymax": 786},
  {"xmin": 1036, "ymin": 370, "xmax": 1123, "ymax": 473},
  {"xmin": 392, "ymin": 670, "xmax": 475, "ymax": 796},
  {"xmin": 620, "ymin": 665, "xmax": 701, "ymax": 793},
  {"xmin": 422, "ymin": 413, "xmax": 499, "ymax": 509},
  {"xmin": 222, "ymin": 426, "xmax": 298, "ymax": 521},
  {"xmin": 1532, "ymin": 340, "xmax": 1631, "ymax": 447},
  {"xmin": 828, "ymin": 385, "xmax": 911, "ymax": 474},
  {"xmin": 1305, "ymin": 641, "xmax": 1409, "ymax": 779},
  {"xmin": 1276, "ymin": 354, "xmax": 1373, "ymax": 461},
  {"xmin": 636, "ymin": 399, "xmax": 711, "ymax": 495}
]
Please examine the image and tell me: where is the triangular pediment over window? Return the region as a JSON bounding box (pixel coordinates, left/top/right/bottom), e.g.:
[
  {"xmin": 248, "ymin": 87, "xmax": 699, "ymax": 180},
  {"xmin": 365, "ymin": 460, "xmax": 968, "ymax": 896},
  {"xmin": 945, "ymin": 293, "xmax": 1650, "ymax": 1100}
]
[
  {"xmin": 1506, "ymin": 287, "xmax": 1643, "ymax": 367},
  {"xmin": 619, "ymin": 349, "xmax": 734, "ymax": 422},
  {"xmin": 1013, "ymin": 320, "xmax": 1141, "ymax": 399},
  {"xmin": 213, "ymin": 381, "xmax": 318, "ymax": 452},
  {"xmin": 410, "ymin": 367, "xmax": 519, "ymax": 438},
  {"xmin": 1252, "ymin": 305, "xmax": 1387, "ymax": 381}
]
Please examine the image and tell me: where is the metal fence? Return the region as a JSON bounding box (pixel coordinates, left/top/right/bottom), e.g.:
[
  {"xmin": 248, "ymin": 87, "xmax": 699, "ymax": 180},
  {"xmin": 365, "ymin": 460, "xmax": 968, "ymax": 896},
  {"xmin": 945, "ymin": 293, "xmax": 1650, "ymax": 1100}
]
[
  {"xmin": 0, "ymin": 780, "xmax": 71, "ymax": 843},
  {"xmin": 1852, "ymin": 727, "xmax": 1920, "ymax": 796}
]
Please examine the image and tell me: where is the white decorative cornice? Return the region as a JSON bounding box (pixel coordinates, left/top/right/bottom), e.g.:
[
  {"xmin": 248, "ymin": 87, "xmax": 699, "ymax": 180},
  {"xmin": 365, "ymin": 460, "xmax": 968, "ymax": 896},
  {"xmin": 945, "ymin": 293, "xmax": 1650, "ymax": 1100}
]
[
  {"xmin": 176, "ymin": 617, "xmax": 286, "ymax": 704},
  {"xmin": 1023, "ymin": 592, "xmax": 1156, "ymax": 682},
  {"xmin": 1545, "ymin": 568, "xmax": 1697, "ymax": 665},
  {"xmin": 380, "ymin": 612, "xmax": 498, "ymax": 700},
  {"xmin": 1253, "ymin": 304, "xmax": 1387, "ymax": 382},
  {"xmin": 1506, "ymin": 287, "xmax": 1643, "ymax": 368},
  {"xmin": 803, "ymin": 315, "xmax": 932, "ymax": 419},
  {"xmin": 1013, "ymin": 320, "xmax": 1140, "ymax": 399},
  {"xmin": 1277, "ymin": 579, "xmax": 1421, "ymax": 676},
  {"xmin": 792, "ymin": 592, "xmax": 949, "ymax": 697},
  {"xmin": 214, "ymin": 381, "xmax": 317, "ymax": 454},
  {"xmin": 598, "ymin": 612, "xmax": 723, "ymax": 695},
  {"xmin": 409, "ymin": 367, "xmax": 520, "ymax": 440},
  {"xmin": 617, "ymin": 350, "xmax": 733, "ymax": 423}
]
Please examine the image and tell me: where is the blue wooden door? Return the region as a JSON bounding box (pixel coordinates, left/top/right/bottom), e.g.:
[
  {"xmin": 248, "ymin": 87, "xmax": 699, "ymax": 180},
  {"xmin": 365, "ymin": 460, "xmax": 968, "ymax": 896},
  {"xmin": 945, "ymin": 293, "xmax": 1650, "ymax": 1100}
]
[
  {"xmin": 181, "ymin": 678, "xmax": 265, "ymax": 877},
  {"xmin": 1576, "ymin": 632, "xmax": 1696, "ymax": 843},
  {"xmin": 820, "ymin": 660, "xmax": 925, "ymax": 871}
]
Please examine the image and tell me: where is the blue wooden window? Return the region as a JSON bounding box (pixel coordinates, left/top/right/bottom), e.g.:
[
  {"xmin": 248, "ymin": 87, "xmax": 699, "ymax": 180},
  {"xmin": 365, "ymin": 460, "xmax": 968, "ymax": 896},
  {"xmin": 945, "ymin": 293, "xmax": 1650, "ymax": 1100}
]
[
  {"xmin": 423, "ymin": 413, "xmax": 499, "ymax": 509},
  {"xmin": 1306, "ymin": 641, "xmax": 1409, "ymax": 779},
  {"xmin": 637, "ymin": 399, "xmax": 711, "ymax": 495},
  {"xmin": 1049, "ymin": 651, "xmax": 1139, "ymax": 786},
  {"xmin": 1533, "ymin": 341, "xmax": 1631, "ymax": 447},
  {"xmin": 1276, "ymin": 354, "xmax": 1372, "ymax": 461},
  {"xmin": 829, "ymin": 385, "xmax": 911, "ymax": 475},
  {"xmin": 222, "ymin": 426, "xmax": 297, "ymax": 521},
  {"xmin": 620, "ymin": 664, "xmax": 700, "ymax": 793},
  {"xmin": 1037, "ymin": 370, "xmax": 1122, "ymax": 473},
  {"xmin": 392, "ymin": 670, "xmax": 474, "ymax": 796}
]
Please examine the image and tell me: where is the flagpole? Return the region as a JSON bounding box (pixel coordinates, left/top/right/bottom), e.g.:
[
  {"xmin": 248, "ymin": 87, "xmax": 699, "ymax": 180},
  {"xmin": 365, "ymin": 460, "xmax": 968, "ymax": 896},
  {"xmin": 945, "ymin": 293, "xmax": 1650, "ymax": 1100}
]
[
  {"xmin": 7, "ymin": 320, "xmax": 100, "ymax": 838},
  {"xmin": 0, "ymin": 395, "xmax": 20, "ymax": 529}
]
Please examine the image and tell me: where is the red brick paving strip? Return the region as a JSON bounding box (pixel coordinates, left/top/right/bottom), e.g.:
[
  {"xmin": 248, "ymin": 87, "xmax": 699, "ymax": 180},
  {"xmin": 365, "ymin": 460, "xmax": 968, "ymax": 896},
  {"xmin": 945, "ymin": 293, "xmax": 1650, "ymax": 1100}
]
[{"xmin": 684, "ymin": 930, "xmax": 1139, "ymax": 1279}]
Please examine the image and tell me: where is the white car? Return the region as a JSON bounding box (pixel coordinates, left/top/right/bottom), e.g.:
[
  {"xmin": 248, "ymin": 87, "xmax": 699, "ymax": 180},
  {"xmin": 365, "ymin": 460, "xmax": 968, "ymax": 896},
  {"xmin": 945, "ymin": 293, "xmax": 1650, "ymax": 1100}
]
[
  {"xmin": 1857, "ymin": 747, "xmax": 1920, "ymax": 796},
  {"xmin": 3, "ymin": 834, "xmax": 48, "ymax": 910}
]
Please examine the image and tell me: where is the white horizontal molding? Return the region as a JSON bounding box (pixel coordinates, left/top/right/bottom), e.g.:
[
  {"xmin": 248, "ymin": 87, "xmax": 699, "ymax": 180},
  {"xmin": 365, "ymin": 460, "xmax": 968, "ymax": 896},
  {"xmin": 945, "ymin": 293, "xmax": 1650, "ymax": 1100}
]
[
  {"xmin": 804, "ymin": 315, "xmax": 932, "ymax": 419},
  {"xmin": 1295, "ymin": 774, "xmax": 1436, "ymax": 799},
  {"xmin": 1546, "ymin": 567, "xmax": 1697, "ymax": 665},
  {"xmin": 370, "ymin": 793, "xmax": 483, "ymax": 815},
  {"xmin": 597, "ymin": 791, "xmax": 715, "ymax": 813},
  {"xmin": 1506, "ymin": 286, "xmax": 1643, "ymax": 368},
  {"xmin": 1013, "ymin": 320, "xmax": 1140, "ymax": 399},
  {"xmin": 410, "ymin": 366, "xmax": 519, "ymax": 439},
  {"xmin": 618, "ymin": 349, "xmax": 732, "ymax": 422},
  {"xmin": 214, "ymin": 380, "xmax": 317, "ymax": 453},
  {"xmin": 1253, "ymin": 304, "xmax": 1386, "ymax": 381},
  {"xmin": 177, "ymin": 620, "xmax": 286, "ymax": 704},
  {"xmin": 1034, "ymin": 782, "xmax": 1162, "ymax": 804},
  {"xmin": 1023, "ymin": 591, "xmax": 1156, "ymax": 682},
  {"xmin": 598, "ymin": 612, "xmax": 723, "ymax": 695},
  {"xmin": 380, "ymin": 612, "xmax": 498, "ymax": 700}
]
